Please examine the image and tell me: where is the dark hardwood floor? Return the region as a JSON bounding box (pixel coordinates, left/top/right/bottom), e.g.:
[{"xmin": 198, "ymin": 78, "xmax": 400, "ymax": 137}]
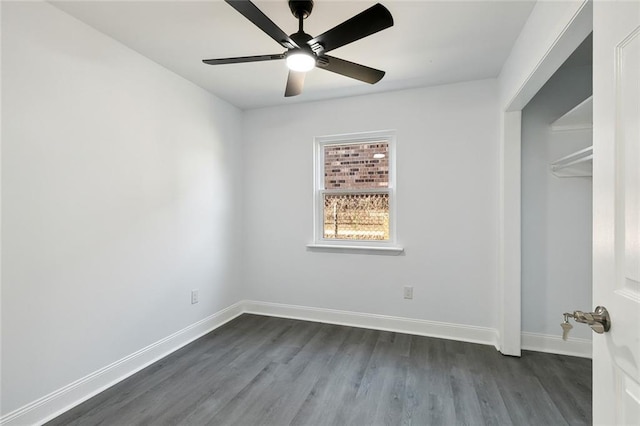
[{"xmin": 47, "ymin": 314, "xmax": 592, "ymax": 426}]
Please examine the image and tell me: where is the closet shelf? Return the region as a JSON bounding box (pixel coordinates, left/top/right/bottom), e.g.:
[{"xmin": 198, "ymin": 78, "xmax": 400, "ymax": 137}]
[
  {"xmin": 550, "ymin": 96, "xmax": 593, "ymax": 131},
  {"xmin": 550, "ymin": 146, "xmax": 593, "ymax": 177}
]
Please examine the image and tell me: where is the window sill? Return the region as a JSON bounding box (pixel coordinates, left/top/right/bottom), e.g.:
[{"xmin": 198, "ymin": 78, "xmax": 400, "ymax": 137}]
[{"xmin": 306, "ymin": 244, "xmax": 404, "ymax": 255}]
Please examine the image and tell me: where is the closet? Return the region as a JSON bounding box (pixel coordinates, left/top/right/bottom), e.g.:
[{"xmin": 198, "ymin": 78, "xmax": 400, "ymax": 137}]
[
  {"xmin": 549, "ymin": 96, "xmax": 593, "ymax": 178},
  {"xmin": 521, "ymin": 35, "xmax": 594, "ymax": 355}
]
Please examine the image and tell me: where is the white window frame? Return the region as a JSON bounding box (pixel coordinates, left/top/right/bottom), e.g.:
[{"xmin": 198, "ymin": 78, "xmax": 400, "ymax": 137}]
[{"xmin": 307, "ymin": 130, "xmax": 403, "ymax": 253}]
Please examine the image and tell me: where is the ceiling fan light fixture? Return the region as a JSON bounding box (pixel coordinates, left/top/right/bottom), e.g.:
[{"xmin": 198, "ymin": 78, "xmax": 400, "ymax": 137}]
[{"xmin": 286, "ymin": 51, "xmax": 316, "ymax": 72}]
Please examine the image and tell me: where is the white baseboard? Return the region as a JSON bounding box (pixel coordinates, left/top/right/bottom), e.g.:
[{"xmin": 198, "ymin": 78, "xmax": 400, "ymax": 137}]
[
  {"xmin": 242, "ymin": 300, "xmax": 500, "ymax": 349},
  {"xmin": 521, "ymin": 331, "xmax": 592, "ymax": 358},
  {"xmin": 0, "ymin": 301, "xmax": 244, "ymax": 426},
  {"xmin": 7, "ymin": 300, "xmax": 588, "ymax": 426}
]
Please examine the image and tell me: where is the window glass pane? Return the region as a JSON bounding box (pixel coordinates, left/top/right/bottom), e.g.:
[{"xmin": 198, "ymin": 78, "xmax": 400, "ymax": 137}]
[
  {"xmin": 323, "ymin": 193, "xmax": 389, "ymax": 240},
  {"xmin": 324, "ymin": 142, "xmax": 389, "ymax": 189}
]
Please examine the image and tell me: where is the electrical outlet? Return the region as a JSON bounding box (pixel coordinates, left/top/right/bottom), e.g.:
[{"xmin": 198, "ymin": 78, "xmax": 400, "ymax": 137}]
[
  {"xmin": 403, "ymin": 286, "xmax": 413, "ymax": 300},
  {"xmin": 191, "ymin": 289, "xmax": 199, "ymax": 304}
]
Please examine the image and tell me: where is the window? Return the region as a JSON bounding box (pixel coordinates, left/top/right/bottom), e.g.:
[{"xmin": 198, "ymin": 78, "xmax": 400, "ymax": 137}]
[{"xmin": 310, "ymin": 131, "xmax": 400, "ymax": 252}]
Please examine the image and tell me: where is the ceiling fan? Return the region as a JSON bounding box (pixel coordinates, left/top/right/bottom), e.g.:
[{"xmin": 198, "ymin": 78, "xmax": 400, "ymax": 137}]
[{"xmin": 202, "ymin": 0, "xmax": 394, "ymax": 97}]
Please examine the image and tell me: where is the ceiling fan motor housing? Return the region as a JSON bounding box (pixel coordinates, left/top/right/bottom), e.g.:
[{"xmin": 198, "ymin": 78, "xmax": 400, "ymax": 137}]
[
  {"xmin": 289, "ymin": 0, "xmax": 314, "ymax": 19},
  {"xmin": 290, "ymin": 31, "xmax": 313, "ymax": 49}
]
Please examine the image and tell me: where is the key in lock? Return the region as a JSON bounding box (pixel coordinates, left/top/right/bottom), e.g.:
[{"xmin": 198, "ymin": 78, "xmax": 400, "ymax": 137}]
[{"xmin": 561, "ymin": 306, "xmax": 611, "ymax": 340}]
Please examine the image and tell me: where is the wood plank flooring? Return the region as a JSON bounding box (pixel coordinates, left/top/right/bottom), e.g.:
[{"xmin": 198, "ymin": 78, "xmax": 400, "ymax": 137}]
[{"xmin": 47, "ymin": 314, "xmax": 592, "ymax": 426}]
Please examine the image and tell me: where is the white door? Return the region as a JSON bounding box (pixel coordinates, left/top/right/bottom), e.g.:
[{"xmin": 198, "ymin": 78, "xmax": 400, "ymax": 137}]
[{"xmin": 593, "ymin": 1, "xmax": 640, "ymax": 424}]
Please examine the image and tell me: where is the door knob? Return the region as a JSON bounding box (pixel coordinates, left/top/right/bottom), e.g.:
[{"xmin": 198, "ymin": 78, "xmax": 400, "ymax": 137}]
[{"xmin": 562, "ymin": 306, "xmax": 611, "ymax": 339}]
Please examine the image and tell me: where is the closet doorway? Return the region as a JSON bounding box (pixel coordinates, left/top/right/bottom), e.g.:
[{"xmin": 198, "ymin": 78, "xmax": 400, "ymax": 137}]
[
  {"xmin": 498, "ymin": 2, "xmax": 592, "ymax": 357},
  {"xmin": 520, "ymin": 35, "xmax": 593, "ymax": 357}
]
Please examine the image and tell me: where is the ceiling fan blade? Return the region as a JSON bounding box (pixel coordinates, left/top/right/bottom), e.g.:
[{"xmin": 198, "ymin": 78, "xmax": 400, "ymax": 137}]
[
  {"xmin": 203, "ymin": 53, "xmax": 285, "ymax": 65},
  {"xmin": 308, "ymin": 3, "xmax": 393, "ymax": 54},
  {"xmin": 225, "ymin": 0, "xmax": 298, "ymax": 49},
  {"xmin": 285, "ymin": 70, "xmax": 305, "ymax": 97},
  {"xmin": 317, "ymin": 55, "xmax": 385, "ymax": 84}
]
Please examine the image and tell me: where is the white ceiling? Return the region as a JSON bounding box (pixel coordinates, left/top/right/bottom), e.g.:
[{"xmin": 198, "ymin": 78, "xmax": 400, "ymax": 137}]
[{"xmin": 51, "ymin": 0, "xmax": 536, "ymax": 110}]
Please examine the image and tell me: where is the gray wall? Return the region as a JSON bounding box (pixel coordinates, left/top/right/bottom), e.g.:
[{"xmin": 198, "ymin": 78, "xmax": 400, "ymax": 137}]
[
  {"xmin": 1, "ymin": 1, "xmax": 244, "ymax": 414},
  {"xmin": 242, "ymin": 79, "xmax": 501, "ymax": 330},
  {"xmin": 521, "ymin": 63, "xmax": 593, "ymax": 340}
]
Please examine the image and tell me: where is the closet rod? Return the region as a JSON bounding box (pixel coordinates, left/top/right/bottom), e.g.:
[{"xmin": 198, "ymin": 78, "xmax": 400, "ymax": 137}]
[{"xmin": 550, "ymin": 146, "xmax": 593, "ymax": 177}]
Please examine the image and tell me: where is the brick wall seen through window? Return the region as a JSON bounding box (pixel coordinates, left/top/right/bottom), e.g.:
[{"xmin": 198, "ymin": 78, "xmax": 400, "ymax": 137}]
[
  {"xmin": 322, "ymin": 141, "xmax": 390, "ymax": 241},
  {"xmin": 324, "ymin": 142, "xmax": 389, "ymax": 189}
]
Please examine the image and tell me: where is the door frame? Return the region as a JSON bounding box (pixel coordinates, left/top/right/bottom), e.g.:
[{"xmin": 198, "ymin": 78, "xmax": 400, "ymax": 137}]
[{"xmin": 499, "ymin": 1, "xmax": 593, "ymax": 356}]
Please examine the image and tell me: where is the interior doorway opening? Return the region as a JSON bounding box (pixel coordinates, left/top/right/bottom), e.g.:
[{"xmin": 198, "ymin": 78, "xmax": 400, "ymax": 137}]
[{"xmin": 520, "ymin": 35, "xmax": 593, "ymax": 358}]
